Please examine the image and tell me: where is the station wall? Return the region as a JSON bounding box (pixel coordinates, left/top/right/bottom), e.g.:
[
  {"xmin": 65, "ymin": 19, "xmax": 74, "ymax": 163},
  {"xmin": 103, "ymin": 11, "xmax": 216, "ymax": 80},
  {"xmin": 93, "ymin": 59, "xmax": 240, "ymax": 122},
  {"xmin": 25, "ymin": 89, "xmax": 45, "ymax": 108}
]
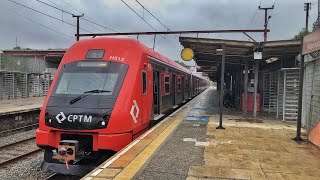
[
  {"xmin": 302, "ymin": 57, "xmax": 320, "ymax": 133},
  {"xmin": 0, "ymin": 54, "xmax": 58, "ymax": 100}
]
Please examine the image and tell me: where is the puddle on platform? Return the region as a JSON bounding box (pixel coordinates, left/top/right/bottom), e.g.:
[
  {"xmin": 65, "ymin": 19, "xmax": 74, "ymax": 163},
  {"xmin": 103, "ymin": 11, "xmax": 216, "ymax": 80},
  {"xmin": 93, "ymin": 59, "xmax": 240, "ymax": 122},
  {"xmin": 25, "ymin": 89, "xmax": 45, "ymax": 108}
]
[{"xmin": 184, "ymin": 116, "xmax": 209, "ymax": 122}]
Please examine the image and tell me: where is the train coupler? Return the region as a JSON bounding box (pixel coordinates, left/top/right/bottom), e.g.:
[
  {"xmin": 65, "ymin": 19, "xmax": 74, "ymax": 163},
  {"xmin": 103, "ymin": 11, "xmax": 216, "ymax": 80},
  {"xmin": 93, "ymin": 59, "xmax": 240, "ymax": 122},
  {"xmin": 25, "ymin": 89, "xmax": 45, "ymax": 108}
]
[{"xmin": 53, "ymin": 140, "xmax": 79, "ymax": 169}]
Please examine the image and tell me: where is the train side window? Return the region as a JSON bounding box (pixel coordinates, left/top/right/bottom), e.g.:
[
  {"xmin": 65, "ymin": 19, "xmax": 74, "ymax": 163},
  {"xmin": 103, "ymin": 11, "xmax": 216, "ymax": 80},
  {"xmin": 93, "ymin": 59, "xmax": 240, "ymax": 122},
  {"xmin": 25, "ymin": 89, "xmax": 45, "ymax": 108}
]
[
  {"xmin": 186, "ymin": 78, "xmax": 189, "ymax": 90},
  {"xmin": 142, "ymin": 71, "xmax": 147, "ymax": 94},
  {"xmin": 164, "ymin": 75, "xmax": 170, "ymax": 95},
  {"xmin": 178, "ymin": 77, "xmax": 181, "ymax": 92}
]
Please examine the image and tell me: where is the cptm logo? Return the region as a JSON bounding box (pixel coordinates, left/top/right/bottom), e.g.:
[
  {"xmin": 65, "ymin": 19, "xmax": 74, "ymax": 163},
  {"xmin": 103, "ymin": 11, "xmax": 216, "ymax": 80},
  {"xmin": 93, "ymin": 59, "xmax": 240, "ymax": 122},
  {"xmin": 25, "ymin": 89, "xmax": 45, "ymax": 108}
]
[{"xmin": 55, "ymin": 112, "xmax": 92, "ymax": 123}]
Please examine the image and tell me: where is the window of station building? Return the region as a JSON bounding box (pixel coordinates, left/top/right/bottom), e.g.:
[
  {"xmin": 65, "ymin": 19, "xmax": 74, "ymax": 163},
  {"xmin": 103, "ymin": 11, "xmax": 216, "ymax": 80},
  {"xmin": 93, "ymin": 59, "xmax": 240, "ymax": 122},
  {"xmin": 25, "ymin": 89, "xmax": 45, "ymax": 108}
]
[
  {"xmin": 142, "ymin": 71, "xmax": 147, "ymax": 94},
  {"xmin": 164, "ymin": 75, "xmax": 170, "ymax": 95},
  {"xmin": 178, "ymin": 77, "xmax": 181, "ymax": 92}
]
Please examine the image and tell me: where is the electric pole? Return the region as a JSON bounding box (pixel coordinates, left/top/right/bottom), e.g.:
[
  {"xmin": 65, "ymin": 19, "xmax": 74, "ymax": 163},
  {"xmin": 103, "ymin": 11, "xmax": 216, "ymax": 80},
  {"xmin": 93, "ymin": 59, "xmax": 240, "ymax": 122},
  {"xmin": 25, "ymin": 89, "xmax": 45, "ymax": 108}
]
[
  {"xmin": 73, "ymin": 14, "xmax": 84, "ymax": 41},
  {"xmin": 259, "ymin": 5, "xmax": 274, "ymax": 42},
  {"xmin": 305, "ymin": 3, "xmax": 311, "ymax": 33}
]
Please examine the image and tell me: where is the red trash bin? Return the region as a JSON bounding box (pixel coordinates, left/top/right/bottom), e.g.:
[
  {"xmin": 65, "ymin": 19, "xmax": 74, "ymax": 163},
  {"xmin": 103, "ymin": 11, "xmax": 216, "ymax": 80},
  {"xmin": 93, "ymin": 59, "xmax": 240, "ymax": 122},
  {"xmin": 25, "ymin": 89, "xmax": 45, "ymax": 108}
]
[{"xmin": 241, "ymin": 93, "xmax": 261, "ymax": 112}]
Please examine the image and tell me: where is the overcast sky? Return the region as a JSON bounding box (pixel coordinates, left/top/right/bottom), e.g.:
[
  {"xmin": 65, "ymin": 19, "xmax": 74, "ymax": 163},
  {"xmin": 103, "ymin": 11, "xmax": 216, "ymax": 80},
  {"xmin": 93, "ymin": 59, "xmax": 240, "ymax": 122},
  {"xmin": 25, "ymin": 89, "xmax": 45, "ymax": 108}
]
[{"xmin": 0, "ymin": 0, "xmax": 318, "ymax": 65}]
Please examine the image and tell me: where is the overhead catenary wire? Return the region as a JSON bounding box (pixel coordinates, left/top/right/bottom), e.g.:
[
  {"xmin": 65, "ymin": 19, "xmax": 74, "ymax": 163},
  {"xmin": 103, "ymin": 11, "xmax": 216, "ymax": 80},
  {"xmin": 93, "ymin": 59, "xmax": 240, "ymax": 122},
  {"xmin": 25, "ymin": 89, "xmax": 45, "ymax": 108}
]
[
  {"xmin": 6, "ymin": 7, "xmax": 74, "ymax": 40},
  {"xmin": 47, "ymin": 0, "xmax": 64, "ymax": 9},
  {"xmin": 8, "ymin": 0, "xmax": 93, "ymax": 33},
  {"xmin": 35, "ymin": 0, "xmax": 118, "ymax": 32},
  {"xmin": 120, "ymin": 0, "xmax": 165, "ymax": 39},
  {"xmin": 248, "ymin": 0, "xmax": 264, "ymax": 27},
  {"xmin": 135, "ymin": 0, "xmax": 171, "ymax": 31},
  {"xmin": 58, "ymin": 0, "xmax": 119, "ymax": 32},
  {"xmin": 59, "ymin": 0, "xmax": 82, "ymax": 14}
]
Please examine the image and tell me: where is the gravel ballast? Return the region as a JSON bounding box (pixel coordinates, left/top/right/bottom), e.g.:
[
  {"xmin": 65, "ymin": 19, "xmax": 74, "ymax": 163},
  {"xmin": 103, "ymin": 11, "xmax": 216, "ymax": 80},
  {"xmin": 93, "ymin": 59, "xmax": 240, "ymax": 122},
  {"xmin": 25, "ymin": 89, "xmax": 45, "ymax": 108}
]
[{"xmin": 0, "ymin": 129, "xmax": 54, "ymax": 179}]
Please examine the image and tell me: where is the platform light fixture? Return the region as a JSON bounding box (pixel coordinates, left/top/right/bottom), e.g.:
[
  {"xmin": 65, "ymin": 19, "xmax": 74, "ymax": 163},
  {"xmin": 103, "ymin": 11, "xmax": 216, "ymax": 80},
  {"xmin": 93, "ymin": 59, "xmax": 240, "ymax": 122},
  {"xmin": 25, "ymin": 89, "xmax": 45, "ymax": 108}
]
[
  {"xmin": 266, "ymin": 57, "xmax": 278, "ymax": 64},
  {"xmin": 216, "ymin": 48, "xmax": 223, "ymax": 54}
]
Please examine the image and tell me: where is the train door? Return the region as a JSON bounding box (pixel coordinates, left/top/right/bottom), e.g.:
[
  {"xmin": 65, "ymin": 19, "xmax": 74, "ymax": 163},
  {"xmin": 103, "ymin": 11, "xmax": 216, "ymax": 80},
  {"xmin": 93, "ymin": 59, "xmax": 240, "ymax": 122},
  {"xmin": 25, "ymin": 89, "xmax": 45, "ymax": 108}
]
[
  {"xmin": 142, "ymin": 70, "xmax": 149, "ymax": 126},
  {"xmin": 186, "ymin": 76, "xmax": 190, "ymax": 99},
  {"xmin": 181, "ymin": 76, "xmax": 185, "ymax": 101},
  {"xmin": 153, "ymin": 71, "xmax": 160, "ymax": 116},
  {"xmin": 172, "ymin": 74, "xmax": 176, "ymax": 105}
]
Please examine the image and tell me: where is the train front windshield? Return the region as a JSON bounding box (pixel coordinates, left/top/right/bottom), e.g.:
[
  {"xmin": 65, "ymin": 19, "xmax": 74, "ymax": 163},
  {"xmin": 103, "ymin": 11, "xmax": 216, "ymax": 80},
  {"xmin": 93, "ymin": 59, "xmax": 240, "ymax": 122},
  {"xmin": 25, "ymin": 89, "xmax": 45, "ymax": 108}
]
[
  {"xmin": 55, "ymin": 72, "xmax": 118, "ymax": 95},
  {"xmin": 52, "ymin": 60, "xmax": 128, "ymax": 98}
]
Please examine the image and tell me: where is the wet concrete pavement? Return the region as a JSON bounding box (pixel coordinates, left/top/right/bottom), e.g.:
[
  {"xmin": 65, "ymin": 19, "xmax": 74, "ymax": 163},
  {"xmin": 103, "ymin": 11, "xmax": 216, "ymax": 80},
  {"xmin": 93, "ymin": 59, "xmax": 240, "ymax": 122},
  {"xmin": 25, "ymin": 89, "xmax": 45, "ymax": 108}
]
[
  {"xmin": 188, "ymin": 90, "xmax": 320, "ymax": 180},
  {"xmin": 83, "ymin": 87, "xmax": 320, "ymax": 180}
]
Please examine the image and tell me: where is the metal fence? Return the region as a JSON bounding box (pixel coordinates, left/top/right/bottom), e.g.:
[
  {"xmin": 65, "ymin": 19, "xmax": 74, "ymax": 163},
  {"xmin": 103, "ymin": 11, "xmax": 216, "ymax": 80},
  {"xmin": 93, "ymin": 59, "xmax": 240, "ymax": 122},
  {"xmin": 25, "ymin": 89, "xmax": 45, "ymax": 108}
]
[
  {"xmin": 0, "ymin": 54, "xmax": 56, "ymax": 100},
  {"xmin": 262, "ymin": 69, "xmax": 300, "ymax": 121},
  {"xmin": 0, "ymin": 71, "xmax": 54, "ymax": 100}
]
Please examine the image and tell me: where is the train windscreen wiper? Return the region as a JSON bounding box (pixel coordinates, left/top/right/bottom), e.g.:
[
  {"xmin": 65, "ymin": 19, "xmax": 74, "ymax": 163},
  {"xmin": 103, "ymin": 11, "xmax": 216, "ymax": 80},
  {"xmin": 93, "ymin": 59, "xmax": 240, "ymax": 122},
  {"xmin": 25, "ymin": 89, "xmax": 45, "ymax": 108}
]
[{"xmin": 69, "ymin": 89, "xmax": 111, "ymax": 104}]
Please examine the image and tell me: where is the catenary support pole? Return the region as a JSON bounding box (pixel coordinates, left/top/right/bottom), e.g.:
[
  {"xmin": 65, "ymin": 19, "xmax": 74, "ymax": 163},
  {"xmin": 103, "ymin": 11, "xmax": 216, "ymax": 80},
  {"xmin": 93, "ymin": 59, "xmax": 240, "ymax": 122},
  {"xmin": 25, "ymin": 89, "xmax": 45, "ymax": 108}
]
[
  {"xmin": 217, "ymin": 44, "xmax": 225, "ymax": 129},
  {"xmin": 253, "ymin": 60, "xmax": 259, "ymax": 118},
  {"xmin": 73, "ymin": 14, "xmax": 84, "ymax": 41},
  {"xmin": 293, "ymin": 38, "xmax": 304, "ymax": 142},
  {"xmin": 293, "ymin": 3, "xmax": 310, "ymax": 142},
  {"xmin": 244, "ymin": 59, "xmax": 248, "ymax": 118},
  {"xmin": 259, "ymin": 6, "xmax": 274, "ymax": 42}
]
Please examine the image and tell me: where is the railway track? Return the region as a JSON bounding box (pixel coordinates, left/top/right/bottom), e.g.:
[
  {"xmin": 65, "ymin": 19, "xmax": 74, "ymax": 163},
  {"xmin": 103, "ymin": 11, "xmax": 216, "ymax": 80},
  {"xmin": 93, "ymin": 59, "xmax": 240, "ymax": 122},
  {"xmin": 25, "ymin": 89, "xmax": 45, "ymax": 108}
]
[
  {"xmin": 0, "ymin": 137, "xmax": 42, "ymax": 168},
  {"xmin": 0, "ymin": 123, "xmax": 39, "ymax": 137}
]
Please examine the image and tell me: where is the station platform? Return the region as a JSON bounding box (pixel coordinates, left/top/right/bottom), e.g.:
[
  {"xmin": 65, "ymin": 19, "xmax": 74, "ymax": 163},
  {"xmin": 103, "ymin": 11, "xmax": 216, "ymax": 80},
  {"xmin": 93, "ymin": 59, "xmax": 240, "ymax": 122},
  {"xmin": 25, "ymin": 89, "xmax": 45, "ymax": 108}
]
[
  {"xmin": 0, "ymin": 96, "xmax": 45, "ymax": 115},
  {"xmin": 83, "ymin": 87, "xmax": 320, "ymax": 180}
]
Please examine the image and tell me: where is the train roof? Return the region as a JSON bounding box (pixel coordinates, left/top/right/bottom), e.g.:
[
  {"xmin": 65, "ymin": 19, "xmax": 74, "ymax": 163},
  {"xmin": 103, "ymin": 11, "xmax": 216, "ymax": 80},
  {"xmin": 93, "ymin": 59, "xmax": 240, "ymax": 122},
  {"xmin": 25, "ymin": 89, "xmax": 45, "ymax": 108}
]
[
  {"xmin": 73, "ymin": 37, "xmax": 191, "ymax": 74},
  {"xmin": 70, "ymin": 38, "xmax": 207, "ymax": 80}
]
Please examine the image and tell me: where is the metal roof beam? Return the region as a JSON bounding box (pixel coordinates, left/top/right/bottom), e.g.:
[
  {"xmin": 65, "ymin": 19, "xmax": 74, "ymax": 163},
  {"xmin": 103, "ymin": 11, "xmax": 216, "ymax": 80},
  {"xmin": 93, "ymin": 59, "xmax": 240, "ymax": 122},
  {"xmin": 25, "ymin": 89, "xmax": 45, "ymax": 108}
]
[{"xmin": 78, "ymin": 29, "xmax": 269, "ymax": 37}]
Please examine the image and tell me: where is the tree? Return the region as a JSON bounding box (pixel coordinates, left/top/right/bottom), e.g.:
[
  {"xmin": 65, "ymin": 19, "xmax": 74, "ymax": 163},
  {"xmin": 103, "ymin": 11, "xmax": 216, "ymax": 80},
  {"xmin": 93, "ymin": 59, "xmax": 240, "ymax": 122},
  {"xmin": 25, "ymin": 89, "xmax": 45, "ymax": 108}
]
[
  {"xmin": 313, "ymin": 20, "xmax": 320, "ymax": 32},
  {"xmin": 13, "ymin": 46, "xmax": 21, "ymax": 50},
  {"xmin": 292, "ymin": 28, "xmax": 309, "ymax": 40}
]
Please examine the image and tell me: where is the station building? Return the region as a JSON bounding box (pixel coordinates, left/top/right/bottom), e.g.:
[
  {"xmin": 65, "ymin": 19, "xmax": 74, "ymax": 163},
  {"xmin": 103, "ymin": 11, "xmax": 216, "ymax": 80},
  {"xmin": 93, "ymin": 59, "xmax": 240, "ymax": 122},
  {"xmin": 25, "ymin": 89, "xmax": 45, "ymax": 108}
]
[{"xmin": 0, "ymin": 49, "xmax": 64, "ymax": 99}]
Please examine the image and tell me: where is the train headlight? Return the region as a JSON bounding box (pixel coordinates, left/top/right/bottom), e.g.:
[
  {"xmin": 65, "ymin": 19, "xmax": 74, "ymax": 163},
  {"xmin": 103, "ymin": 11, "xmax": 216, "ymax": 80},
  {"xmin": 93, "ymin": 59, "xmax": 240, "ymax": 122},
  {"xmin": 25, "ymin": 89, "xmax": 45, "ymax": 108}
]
[
  {"xmin": 97, "ymin": 114, "xmax": 110, "ymax": 128},
  {"xmin": 45, "ymin": 112, "xmax": 51, "ymax": 125}
]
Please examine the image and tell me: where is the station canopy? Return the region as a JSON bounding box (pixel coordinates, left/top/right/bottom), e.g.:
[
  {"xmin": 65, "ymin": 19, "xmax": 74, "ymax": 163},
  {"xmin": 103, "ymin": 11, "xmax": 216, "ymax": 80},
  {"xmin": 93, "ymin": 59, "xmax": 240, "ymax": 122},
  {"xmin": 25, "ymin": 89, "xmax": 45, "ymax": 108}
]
[{"xmin": 179, "ymin": 37, "xmax": 301, "ymax": 81}]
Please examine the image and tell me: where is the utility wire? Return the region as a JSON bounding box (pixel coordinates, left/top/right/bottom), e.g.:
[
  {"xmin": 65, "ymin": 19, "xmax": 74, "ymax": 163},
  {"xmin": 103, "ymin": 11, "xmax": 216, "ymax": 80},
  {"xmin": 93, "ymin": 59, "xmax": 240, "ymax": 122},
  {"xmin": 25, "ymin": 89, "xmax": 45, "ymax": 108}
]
[
  {"xmin": 248, "ymin": 0, "xmax": 263, "ymax": 26},
  {"xmin": 248, "ymin": 9, "xmax": 259, "ymax": 25},
  {"xmin": 120, "ymin": 0, "xmax": 165, "ymax": 39},
  {"xmin": 8, "ymin": 0, "xmax": 93, "ymax": 33},
  {"xmin": 59, "ymin": 0, "xmax": 82, "ymax": 14},
  {"xmin": 37, "ymin": 0, "xmax": 73, "ymax": 15},
  {"xmin": 267, "ymin": 0, "xmax": 277, "ymax": 25},
  {"xmin": 59, "ymin": 0, "xmax": 118, "ymax": 32},
  {"xmin": 6, "ymin": 7, "xmax": 74, "ymax": 40},
  {"xmin": 36, "ymin": 0, "xmax": 118, "ymax": 32},
  {"xmin": 47, "ymin": 0, "xmax": 64, "ymax": 9},
  {"xmin": 44, "ymin": 0, "xmax": 103, "ymax": 33},
  {"xmin": 135, "ymin": 0, "xmax": 171, "ymax": 31}
]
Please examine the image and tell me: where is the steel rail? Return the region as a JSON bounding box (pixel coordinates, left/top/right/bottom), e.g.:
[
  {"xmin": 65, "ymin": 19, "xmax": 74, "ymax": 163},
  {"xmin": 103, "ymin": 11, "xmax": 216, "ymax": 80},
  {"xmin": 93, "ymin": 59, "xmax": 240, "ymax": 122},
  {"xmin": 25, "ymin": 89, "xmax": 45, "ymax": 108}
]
[
  {"xmin": 0, "ymin": 124, "xmax": 39, "ymax": 137},
  {"xmin": 0, "ymin": 137, "xmax": 36, "ymax": 150},
  {"xmin": 0, "ymin": 149, "xmax": 42, "ymax": 168}
]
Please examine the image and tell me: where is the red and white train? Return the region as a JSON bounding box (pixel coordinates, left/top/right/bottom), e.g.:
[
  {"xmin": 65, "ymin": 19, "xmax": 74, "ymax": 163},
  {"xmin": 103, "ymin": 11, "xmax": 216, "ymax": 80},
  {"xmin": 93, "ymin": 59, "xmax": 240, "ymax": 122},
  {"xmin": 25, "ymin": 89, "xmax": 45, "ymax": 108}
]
[{"xmin": 36, "ymin": 37, "xmax": 208, "ymax": 175}]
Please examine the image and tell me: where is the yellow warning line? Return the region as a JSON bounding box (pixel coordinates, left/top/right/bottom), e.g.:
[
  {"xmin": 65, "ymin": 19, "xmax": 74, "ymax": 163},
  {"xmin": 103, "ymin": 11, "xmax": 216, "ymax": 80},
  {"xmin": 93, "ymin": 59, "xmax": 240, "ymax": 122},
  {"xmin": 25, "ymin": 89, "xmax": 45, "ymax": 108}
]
[{"xmin": 113, "ymin": 111, "xmax": 187, "ymax": 180}]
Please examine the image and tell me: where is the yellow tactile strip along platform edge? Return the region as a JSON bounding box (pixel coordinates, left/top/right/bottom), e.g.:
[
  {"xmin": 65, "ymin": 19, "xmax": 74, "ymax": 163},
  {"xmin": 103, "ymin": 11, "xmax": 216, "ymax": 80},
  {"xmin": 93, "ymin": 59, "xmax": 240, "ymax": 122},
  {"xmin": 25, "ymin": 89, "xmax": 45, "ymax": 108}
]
[{"xmin": 82, "ymin": 92, "xmax": 204, "ymax": 180}]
